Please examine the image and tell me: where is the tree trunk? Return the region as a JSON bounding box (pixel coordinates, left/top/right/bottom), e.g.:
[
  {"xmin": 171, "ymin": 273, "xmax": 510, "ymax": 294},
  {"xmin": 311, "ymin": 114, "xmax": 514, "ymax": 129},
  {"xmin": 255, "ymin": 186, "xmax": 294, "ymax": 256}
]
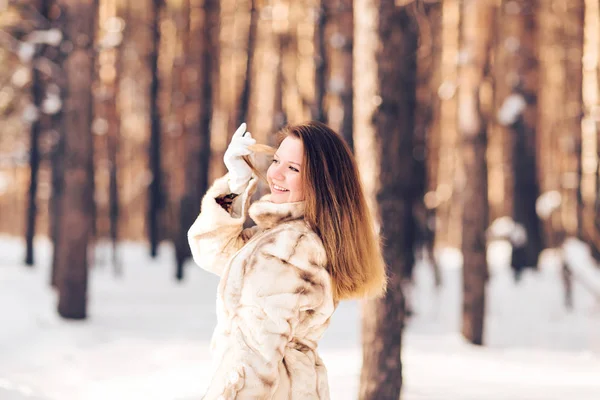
[
  {"xmin": 55, "ymin": 0, "xmax": 97, "ymax": 319},
  {"xmin": 413, "ymin": 0, "xmax": 442, "ymax": 286},
  {"xmin": 325, "ymin": 0, "xmax": 353, "ymax": 149},
  {"xmin": 596, "ymin": 1, "xmax": 600, "ymax": 263},
  {"xmin": 418, "ymin": 0, "xmax": 442, "ymax": 199},
  {"xmin": 511, "ymin": 120, "xmax": 544, "ymax": 272},
  {"xmin": 236, "ymin": 0, "xmax": 257, "ymax": 127},
  {"xmin": 537, "ymin": 0, "xmax": 565, "ymax": 247},
  {"xmin": 162, "ymin": 0, "xmax": 188, "ymax": 262},
  {"xmin": 50, "ymin": 129, "xmax": 65, "ymax": 288},
  {"xmin": 100, "ymin": 0, "xmax": 124, "ymax": 274},
  {"xmin": 435, "ymin": 0, "xmax": 461, "ymax": 249},
  {"xmin": 313, "ymin": 0, "xmax": 327, "ymax": 122},
  {"xmin": 562, "ymin": 0, "xmax": 584, "ymax": 239},
  {"xmin": 494, "ymin": 0, "xmax": 544, "ymax": 272},
  {"xmin": 457, "ymin": 0, "xmax": 493, "ymax": 345},
  {"xmin": 24, "ymin": 1, "xmax": 49, "ymax": 267},
  {"xmin": 108, "ymin": 114, "xmax": 120, "ymax": 272},
  {"xmin": 175, "ymin": 0, "xmax": 219, "ymax": 278},
  {"xmin": 581, "ymin": 0, "xmax": 600, "ymax": 263},
  {"xmin": 356, "ymin": 1, "xmax": 418, "ymax": 398},
  {"xmin": 561, "ymin": 0, "xmax": 585, "ymax": 304},
  {"xmin": 199, "ymin": 0, "xmax": 218, "ymax": 159},
  {"xmin": 596, "ymin": 126, "xmax": 600, "ymax": 261},
  {"xmin": 49, "ymin": 0, "xmax": 68, "ymax": 288},
  {"xmin": 273, "ymin": 33, "xmax": 289, "ymax": 134},
  {"xmin": 148, "ymin": 0, "xmax": 164, "ymax": 258}
]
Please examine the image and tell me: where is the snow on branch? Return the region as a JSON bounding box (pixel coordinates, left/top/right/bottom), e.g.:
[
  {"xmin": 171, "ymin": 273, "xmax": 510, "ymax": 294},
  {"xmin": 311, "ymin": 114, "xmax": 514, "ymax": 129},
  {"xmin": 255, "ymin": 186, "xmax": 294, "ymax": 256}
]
[
  {"xmin": 11, "ymin": 66, "xmax": 31, "ymax": 88},
  {"xmin": 21, "ymin": 104, "xmax": 39, "ymax": 123},
  {"xmin": 487, "ymin": 216, "xmax": 527, "ymax": 247},
  {"xmin": 497, "ymin": 93, "xmax": 526, "ymax": 126},
  {"xmin": 17, "ymin": 42, "xmax": 36, "ymax": 63},
  {"xmin": 98, "ymin": 17, "xmax": 125, "ymax": 50},
  {"xmin": 536, "ymin": 191, "xmax": 562, "ymax": 220},
  {"xmin": 1, "ymin": 27, "xmax": 64, "ymax": 64},
  {"xmin": 24, "ymin": 29, "xmax": 63, "ymax": 46},
  {"xmin": 41, "ymin": 93, "xmax": 61, "ymax": 115},
  {"xmin": 327, "ymin": 76, "xmax": 346, "ymax": 95},
  {"xmin": 437, "ymin": 81, "xmax": 457, "ymax": 100},
  {"xmin": 0, "ymin": 29, "xmax": 35, "ymax": 62},
  {"xmin": 97, "ymin": 32, "xmax": 123, "ymax": 50}
]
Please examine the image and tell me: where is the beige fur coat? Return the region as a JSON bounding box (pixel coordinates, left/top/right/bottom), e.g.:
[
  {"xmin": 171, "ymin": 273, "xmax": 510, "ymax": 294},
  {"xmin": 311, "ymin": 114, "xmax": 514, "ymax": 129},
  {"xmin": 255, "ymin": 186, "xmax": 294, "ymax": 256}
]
[{"xmin": 188, "ymin": 175, "xmax": 336, "ymax": 399}]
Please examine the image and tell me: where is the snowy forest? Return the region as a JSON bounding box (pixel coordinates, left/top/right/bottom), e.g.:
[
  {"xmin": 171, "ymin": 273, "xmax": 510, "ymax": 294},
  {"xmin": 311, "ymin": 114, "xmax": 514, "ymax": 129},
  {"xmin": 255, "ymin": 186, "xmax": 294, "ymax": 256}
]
[{"xmin": 1, "ymin": 0, "xmax": 600, "ymax": 399}]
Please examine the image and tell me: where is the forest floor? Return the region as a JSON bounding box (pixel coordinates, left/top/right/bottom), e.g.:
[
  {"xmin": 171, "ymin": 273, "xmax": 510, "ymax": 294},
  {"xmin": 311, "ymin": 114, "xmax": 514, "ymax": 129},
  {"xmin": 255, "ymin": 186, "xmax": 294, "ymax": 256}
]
[{"xmin": 1, "ymin": 236, "xmax": 599, "ymax": 400}]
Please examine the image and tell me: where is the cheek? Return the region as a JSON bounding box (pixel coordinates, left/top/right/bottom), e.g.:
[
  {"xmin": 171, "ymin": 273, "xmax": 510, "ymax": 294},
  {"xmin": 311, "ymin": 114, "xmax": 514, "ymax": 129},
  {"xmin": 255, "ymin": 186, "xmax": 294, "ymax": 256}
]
[
  {"xmin": 290, "ymin": 174, "xmax": 304, "ymax": 192},
  {"xmin": 266, "ymin": 164, "xmax": 274, "ymax": 183}
]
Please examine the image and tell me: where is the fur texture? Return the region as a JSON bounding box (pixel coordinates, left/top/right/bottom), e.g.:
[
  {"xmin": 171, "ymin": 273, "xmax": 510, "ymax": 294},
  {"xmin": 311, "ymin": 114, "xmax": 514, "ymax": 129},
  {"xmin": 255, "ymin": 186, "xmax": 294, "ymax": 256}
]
[{"xmin": 188, "ymin": 175, "xmax": 335, "ymax": 399}]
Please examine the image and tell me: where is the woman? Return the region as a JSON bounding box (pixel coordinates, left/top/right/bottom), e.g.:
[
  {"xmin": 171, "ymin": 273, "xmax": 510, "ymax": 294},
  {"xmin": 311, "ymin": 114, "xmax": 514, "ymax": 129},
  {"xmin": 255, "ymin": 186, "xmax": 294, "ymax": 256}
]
[{"xmin": 188, "ymin": 121, "xmax": 386, "ymax": 399}]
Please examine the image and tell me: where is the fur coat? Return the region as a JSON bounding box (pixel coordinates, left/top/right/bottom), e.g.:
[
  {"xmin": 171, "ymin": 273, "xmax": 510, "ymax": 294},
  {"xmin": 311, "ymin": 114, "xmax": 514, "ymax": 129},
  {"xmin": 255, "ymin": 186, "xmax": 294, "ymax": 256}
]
[{"xmin": 188, "ymin": 175, "xmax": 336, "ymax": 399}]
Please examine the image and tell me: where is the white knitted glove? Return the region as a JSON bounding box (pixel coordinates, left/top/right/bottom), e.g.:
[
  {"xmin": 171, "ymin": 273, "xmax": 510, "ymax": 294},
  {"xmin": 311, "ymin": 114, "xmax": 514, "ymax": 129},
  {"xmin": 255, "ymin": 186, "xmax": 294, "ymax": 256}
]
[{"xmin": 224, "ymin": 123, "xmax": 256, "ymax": 193}]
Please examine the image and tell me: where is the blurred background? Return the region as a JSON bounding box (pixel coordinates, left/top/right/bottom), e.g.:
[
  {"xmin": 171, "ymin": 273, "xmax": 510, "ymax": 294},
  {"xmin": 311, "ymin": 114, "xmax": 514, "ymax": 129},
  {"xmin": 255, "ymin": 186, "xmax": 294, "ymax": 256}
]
[{"xmin": 1, "ymin": 0, "xmax": 600, "ymax": 399}]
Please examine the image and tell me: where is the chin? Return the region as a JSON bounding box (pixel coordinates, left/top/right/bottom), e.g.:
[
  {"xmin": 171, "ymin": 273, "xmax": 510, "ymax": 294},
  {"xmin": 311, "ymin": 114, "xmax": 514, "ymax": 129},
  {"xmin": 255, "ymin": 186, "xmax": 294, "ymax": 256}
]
[{"xmin": 270, "ymin": 192, "xmax": 287, "ymax": 204}]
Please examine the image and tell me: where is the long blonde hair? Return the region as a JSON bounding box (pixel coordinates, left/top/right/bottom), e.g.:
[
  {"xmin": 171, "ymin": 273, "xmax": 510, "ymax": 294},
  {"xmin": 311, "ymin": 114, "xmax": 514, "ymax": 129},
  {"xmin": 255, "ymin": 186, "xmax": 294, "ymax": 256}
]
[{"xmin": 247, "ymin": 122, "xmax": 387, "ymax": 301}]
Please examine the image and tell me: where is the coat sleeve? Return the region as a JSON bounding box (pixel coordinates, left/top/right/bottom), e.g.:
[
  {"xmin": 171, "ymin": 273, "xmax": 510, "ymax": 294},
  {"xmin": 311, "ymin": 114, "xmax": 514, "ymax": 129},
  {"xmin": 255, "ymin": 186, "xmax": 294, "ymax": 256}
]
[
  {"xmin": 187, "ymin": 174, "xmax": 259, "ymax": 276},
  {"xmin": 202, "ymin": 232, "xmax": 331, "ymax": 400}
]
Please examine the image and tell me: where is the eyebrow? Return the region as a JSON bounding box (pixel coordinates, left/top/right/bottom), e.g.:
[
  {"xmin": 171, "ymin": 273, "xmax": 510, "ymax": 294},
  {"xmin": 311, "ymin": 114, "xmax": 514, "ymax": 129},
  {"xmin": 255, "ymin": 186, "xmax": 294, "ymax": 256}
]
[{"xmin": 274, "ymin": 153, "xmax": 301, "ymax": 166}]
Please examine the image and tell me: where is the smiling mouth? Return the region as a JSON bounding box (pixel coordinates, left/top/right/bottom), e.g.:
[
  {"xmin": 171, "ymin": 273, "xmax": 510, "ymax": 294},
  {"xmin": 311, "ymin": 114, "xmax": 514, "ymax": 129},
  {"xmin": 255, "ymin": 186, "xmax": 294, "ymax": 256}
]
[{"xmin": 272, "ymin": 184, "xmax": 289, "ymax": 193}]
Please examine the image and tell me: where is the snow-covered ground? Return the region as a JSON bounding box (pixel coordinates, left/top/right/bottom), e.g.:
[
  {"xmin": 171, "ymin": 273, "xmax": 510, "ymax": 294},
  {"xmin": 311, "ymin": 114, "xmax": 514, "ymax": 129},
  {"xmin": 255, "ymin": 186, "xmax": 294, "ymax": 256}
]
[{"xmin": 1, "ymin": 236, "xmax": 599, "ymax": 400}]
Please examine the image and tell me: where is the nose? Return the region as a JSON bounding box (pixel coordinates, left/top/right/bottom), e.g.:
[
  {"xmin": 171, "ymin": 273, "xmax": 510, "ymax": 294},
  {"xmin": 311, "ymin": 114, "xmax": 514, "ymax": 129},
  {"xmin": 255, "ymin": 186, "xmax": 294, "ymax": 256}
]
[{"xmin": 272, "ymin": 163, "xmax": 285, "ymax": 180}]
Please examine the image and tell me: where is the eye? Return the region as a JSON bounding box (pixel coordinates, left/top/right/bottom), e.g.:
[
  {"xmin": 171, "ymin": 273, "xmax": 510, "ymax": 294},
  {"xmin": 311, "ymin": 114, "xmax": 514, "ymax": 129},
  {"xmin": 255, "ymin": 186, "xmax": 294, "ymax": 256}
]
[
  {"xmin": 289, "ymin": 166, "xmax": 299, "ymax": 172},
  {"xmin": 272, "ymin": 158, "xmax": 279, "ymax": 164}
]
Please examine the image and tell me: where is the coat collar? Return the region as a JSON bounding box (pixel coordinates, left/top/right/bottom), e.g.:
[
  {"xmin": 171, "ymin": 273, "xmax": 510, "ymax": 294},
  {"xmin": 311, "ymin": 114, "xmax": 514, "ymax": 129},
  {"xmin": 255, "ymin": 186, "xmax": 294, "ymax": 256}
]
[{"xmin": 248, "ymin": 195, "xmax": 305, "ymax": 229}]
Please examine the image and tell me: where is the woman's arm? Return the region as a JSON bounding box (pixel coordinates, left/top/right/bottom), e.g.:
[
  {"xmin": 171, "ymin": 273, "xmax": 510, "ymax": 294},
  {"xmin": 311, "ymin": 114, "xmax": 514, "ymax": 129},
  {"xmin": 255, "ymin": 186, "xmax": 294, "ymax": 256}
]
[{"xmin": 187, "ymin": 174, "xmax": 260, "ymax": 276}]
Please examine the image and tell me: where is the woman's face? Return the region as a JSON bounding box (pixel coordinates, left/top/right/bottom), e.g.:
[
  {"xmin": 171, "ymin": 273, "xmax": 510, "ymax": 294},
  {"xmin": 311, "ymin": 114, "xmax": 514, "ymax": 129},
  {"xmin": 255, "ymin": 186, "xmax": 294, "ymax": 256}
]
[{"xmin": 267, "ymin": 136, "xmax": 305, "ymax": 203}]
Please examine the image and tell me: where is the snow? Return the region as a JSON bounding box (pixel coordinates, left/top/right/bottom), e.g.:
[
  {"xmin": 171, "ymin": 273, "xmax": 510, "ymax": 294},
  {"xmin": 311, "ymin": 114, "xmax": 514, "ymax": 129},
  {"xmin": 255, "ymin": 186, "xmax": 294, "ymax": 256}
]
[
  {"xmin": 503, "ymin": 36, "xmax": 521, "ymax": 53},
  {"xmin": 536, "ymin": 190, "xmax": 562, "ymax": 219},
  {"xmin": 97, "ymin": 32, "xmax": 123, "ymax": 50},
  {"xmin": 328, "ymin": 32, "xmax": 347, "ymax": 49},
  {"xmin": 25, "ymin": 30, "xmax": 63, "ymax": 47},
  {"xmin": 563, "ymin": 238, "xmax": 600, "ymax": 298},
  {"xmin": 91, "ymin": 118, "xmax": 109, "ymax": 136},
  {"xmin": 437, "ymin": 81, "xmax": 457, "ymax": 101},
  {"xmin": 104, "ymin": 17, "xmax": 126, "ymax": 34},
  {"xmin": 327, "ymin": 76, "xmax": 346, "ymax": 95},
  {"xmin": 21, "ymin": 104, "xmax": 39, "ymax": 124},
  {"xmin": 487, "ymin": 216, "xmax": 527, "ymax": 247},
  {"xmin": 11, "ymin": 67, "xmax": 32, "ymax": 88},
  {"xmin": 1, "ymin": 236, "xmax": 599, "ymax": 400},
  {"xmin": 17, "ymin": 43, "xmax": 36, "ymax": 64},
  {"xmin": 41, "ymin": 95, "xmax": 61, "ymax": 115},
  {"xmin": 497, "ymin": 93, "xmax": 526, "ymax": 125}
]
